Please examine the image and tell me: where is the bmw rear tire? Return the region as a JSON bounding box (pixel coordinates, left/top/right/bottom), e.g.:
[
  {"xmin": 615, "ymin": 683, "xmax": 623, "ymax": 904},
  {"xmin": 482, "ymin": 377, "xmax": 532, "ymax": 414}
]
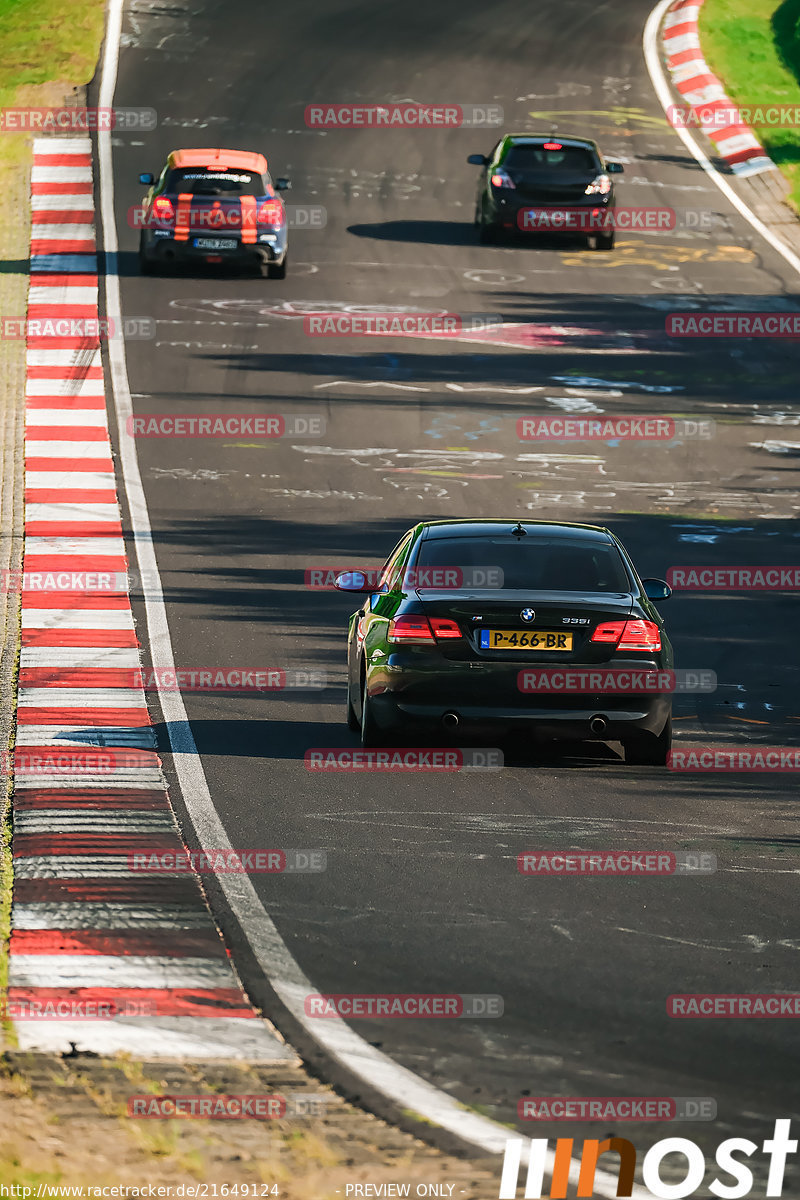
[
  {"xmin": 623, "ymin": 716, "xmax": 671, "ymax": 766},
  {"xmin": 346, "ymin": 677, "xmax": 359, "ymax": 731},
  {"xmin": 360, "ymin": 681, "xmax": 381, "ymax": 747}
]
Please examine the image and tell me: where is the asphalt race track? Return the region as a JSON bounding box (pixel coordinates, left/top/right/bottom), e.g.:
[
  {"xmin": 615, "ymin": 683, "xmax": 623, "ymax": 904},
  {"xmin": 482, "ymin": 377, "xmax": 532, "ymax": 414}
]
[{"xmin": 101, "ymin": 0, "xmax": 800, "ymax": 1176}]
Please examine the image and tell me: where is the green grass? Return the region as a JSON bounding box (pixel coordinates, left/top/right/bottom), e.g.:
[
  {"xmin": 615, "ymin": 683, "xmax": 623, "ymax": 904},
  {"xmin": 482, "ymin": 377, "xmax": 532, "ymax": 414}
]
[
  {"xmin": 0, "ymin": 0, "xmax": 106, "ymax": 165},
  {"xmin": 699, "ymin": 0, "xmax": 800, "ymax": 208}
]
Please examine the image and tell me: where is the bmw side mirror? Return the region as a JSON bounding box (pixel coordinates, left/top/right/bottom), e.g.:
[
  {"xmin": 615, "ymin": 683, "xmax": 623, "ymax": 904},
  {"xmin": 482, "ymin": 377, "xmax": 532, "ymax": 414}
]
[
  {"xmin": 334, "ymin": 571, "xmax": 375, "ymax": 593},
  {"xmin": 642, "ymin": 578, "xmax": 671, "ymax": 601},
  {"xmin": 139, "ymin": 172, "xmax": 155, "ymax": 185},
  {"xmin": 605, "ymin": 161, "xmax": 624, "ymax": 174},
  {"xmin": 467, "ymin": 154, "xmax": 487, "ymax": 166},
  {"xmin": 275, "ymin": 177, "xmax": 291, "ymax": 191}
]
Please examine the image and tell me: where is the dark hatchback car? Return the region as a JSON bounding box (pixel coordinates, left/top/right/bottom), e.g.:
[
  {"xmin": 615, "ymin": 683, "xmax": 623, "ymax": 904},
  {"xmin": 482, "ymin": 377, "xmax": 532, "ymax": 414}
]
[
  {"xmin": 468, "ymin": 133, "xmax": 623, "ymax": 249},
  {"xmin": 137, "ymin": 148, "xmax": 290, "ymax": 277},
  {"xmin": 337, "ymin": 520, "xmax": 673, "ymax": 764}
]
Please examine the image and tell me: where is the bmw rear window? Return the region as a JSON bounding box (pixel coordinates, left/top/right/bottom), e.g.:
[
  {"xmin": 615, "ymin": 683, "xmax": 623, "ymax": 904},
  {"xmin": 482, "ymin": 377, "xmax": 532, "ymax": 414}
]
[
  {"xmin": 502, "ymin": 144, "xmax": 599, "ymax": 173},
  {"xmin": 415, "ymin": 537, "xmax": 631, "ymax": 592},
  {"xmin": 166, "ymin": 169, "xmax": 265, "ymax": 196}
]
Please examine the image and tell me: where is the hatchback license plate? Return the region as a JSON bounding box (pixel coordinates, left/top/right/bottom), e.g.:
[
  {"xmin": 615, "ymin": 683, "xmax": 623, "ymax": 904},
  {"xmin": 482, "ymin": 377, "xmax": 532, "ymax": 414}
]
[
  {"xmin": 194, "ymin": 237, "xmax": 237, "ymax": 250},
  {"xmin": 480, "ymin": 629, "xmax": 573, "ymax": 651}
]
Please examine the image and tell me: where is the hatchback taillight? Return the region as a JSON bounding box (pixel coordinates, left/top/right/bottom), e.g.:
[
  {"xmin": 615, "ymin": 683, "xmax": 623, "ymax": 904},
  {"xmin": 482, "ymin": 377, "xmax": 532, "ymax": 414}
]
[
  {"xmin": 490, "ymin": 169, "xmax": 515, "ymax": 189},
  {"xmin": 591, "ymin": 619, "xmax": 661, "ymax": 652},
  {"xmin": 151, "ymin": 196, "xmax": 175, "ymax": 223},
  {"xmin": 257, "ymin": 199, "xmax": 284, "ymax": 227}
]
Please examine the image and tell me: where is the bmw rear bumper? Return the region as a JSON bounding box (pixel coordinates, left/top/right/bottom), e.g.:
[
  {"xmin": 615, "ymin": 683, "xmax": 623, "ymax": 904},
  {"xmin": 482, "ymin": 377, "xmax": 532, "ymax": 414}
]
[{"xmin": 365, "ymin": 653, "xmax": 672, "ymax": 738}]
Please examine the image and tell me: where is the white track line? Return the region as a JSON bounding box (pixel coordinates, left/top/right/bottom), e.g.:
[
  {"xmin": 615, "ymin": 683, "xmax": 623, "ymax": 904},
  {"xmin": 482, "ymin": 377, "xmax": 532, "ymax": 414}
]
[
  {"xmin": 643, "ymin": 0, "xmax": 800, "ymax": 280},
  {"xmin": 97, "ymin": 0, "xmax": 647, "ymax": 1188}
]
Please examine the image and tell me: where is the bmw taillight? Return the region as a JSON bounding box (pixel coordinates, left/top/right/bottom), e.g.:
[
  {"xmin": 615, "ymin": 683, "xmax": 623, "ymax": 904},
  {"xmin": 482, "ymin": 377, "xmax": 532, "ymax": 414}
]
[
  {"xmin": 591, "ymin": 619, "xmax": 661, "ymax": 652},
  {"xmin": 429, "ymin": 617, "xmax": 462, "ymax": 640},
  {"xmin": 257, "ymin": 199, "xmax": 284, "ymax": 227},
  {"xmin": 490, "ymin": 169, "xmax": 515, "ymax": 189},
  {"xmin": 585, "ymin": 173, "xmax": 611, "ymax": 196},
  {"xmin": 388, "ymin": 615, "xmax": 462, "ymax": 643},
  {"xmin": 151, "ymin": 196, "xmax": 175, "ymax": 224},
  {"xmin": 388, "ymin": 615, "xmax": 434, "ymax": 643}
]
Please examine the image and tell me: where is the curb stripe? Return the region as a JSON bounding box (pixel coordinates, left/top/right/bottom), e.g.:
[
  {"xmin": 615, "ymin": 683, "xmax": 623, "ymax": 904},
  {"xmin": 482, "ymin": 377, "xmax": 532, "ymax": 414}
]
[
  {"xmin": 11, "ymin": 138, "xmax": 293, "ymax": 1061},
  {"xmin": 662, "ymin": 0, "xmax": 774, "ymax": 175}
]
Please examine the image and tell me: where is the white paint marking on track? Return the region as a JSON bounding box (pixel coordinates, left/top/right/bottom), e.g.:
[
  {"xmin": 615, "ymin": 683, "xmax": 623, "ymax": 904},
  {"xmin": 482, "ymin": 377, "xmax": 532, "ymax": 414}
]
[
  {"xmin": 31, "ymin": 166, "xmax": 93, "ymax": 183},
  {"xmin": 10, "ymin": 955, "xmax": 235, "ymax": 988},
  {"xmin": 25, "ymin": 503, "xmax": 122, "ymax": 523},
  {"xmin": 97, "ymin": 0, "xmax": 649, "ymax": 1186},
  {"xmin": 19, "ymin": 689, "xmax": 146, "ymax": 707},
  {"xmin": 25, "ymin": 473, "xmax": 117, "ymax": 490},
  {"xmin": 20, "ymin": 647, "xmax": 142, "ymax": 667},
  {"xmin": 28, "ymin": 286, "xmax": 99, "ymax": 305},
  {"xmin": 15, "ymin": 775, "xmax": 164, "ymax": 790},
  {"xmin": 26, "ymin": 410, "xmax": 109, "ymax": 427},
  {"xmin": 26, "ymin": 537, "xmax": 126, "ymax": 556},
  {"xmin": 26, "ymin": 379, "xmax": 106, "ymax": 397},
  {"xmin": 16, "ymin": 812, "xmax": 174, "ymax": 831},
  {"xmin": 21, "ymin": 609, "xmax": 135, "ymax": 629},
  {"xmin": 12, "ymin": 904, "xmax": 218, "ymax": 930},
  {"xmin": 14, "ymin": 1016, "xmax": 297, "ymax": 1061}
]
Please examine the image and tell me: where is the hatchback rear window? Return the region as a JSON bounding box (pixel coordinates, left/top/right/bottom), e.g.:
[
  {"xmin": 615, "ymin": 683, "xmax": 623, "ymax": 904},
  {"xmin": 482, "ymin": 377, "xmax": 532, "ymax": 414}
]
[
  {"xmin": 166, "ymin": 169, "xmax": 264, "ymax": 196},
  {"xmin": 503, "ymin": 144, "xmax": 598, "ymax": 173},
  {"xmin": 415, "ymin": 537, "xmax": 631, "ymax": 592}
]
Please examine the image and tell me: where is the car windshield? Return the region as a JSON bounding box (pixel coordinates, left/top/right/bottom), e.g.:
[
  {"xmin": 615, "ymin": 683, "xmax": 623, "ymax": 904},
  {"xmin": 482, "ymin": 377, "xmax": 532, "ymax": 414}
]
[
  {"xmin": 414, "ymin": 536, "xmax": 631, "ymax": 592},
  {"xmin": 503, "ymin": 144, "xmax": 598, "ymax": 173},
  {"xmin": 166, "ymin": 169, "xmax": 264, "ymax": 196}
]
